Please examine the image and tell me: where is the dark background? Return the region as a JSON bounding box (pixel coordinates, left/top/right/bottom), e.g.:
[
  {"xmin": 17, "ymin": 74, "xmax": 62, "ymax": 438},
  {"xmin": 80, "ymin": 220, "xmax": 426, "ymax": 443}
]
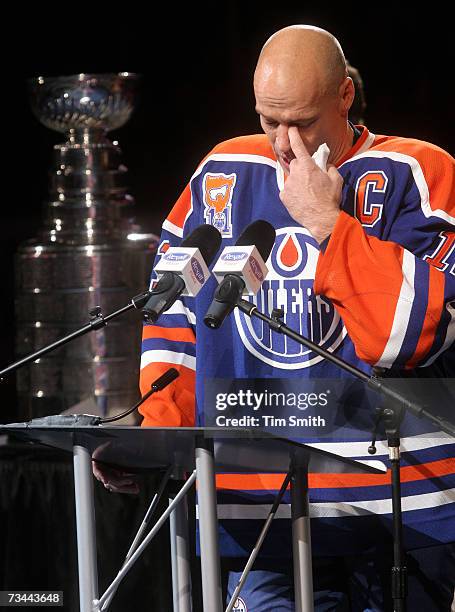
[{"xmin": 0, "ymin": 5, "xmax": 452, "ymax": 608}]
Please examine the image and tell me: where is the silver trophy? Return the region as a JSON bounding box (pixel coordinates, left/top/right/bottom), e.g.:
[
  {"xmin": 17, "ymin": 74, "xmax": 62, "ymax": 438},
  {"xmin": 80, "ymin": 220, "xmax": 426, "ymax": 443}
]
[{"xmin": 15, "ymin": 73, "xmax": 158, "ymax": 420}]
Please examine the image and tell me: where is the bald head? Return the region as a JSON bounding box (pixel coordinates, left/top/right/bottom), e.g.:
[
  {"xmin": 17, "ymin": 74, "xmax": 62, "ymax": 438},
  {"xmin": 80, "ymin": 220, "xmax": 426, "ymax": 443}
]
[
  {"xmin": 255, "ymin": 25, "xmax": 347, "ymax": 98},
  {"xmin": 254, "ymin": 25, "xmax": 355, "ymax": 169}
]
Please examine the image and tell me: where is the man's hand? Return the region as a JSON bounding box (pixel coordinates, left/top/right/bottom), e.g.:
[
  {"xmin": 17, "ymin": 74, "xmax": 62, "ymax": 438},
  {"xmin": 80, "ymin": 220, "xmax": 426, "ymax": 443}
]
[
  {"xmin": 92, "ymin": 442, "xmax": 140, "ymax": 494},
  {"xmin": 93, "ymin": 460, "xmax": 140, "ymax": 494},
  {"xmin": 279, "ymin": 127, "xmax": 343, "ymax": 244}
]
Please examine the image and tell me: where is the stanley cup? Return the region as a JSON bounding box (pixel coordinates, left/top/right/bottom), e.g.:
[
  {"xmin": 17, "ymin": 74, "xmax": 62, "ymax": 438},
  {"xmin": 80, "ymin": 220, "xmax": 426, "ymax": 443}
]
[{"xmin": 15, "ymin": 73, "xmax": 158, "ymax": 420}]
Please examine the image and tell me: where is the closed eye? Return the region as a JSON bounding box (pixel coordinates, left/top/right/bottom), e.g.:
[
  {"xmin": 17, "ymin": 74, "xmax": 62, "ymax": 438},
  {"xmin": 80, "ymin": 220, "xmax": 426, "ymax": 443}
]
[
  {"xmin": 262, "ymin": 117, "xmax": 278, "ymax": 128},
  {"xmin": 296, "ymin": 118, "xmax": 317, "ymax": 129}
]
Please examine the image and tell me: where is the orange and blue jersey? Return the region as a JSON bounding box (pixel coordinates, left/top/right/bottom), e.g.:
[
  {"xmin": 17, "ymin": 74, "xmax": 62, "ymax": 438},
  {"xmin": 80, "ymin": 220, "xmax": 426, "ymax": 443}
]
[{"xmin": 139, "ymin": 126, "xmax": 455, "ymax": 556}]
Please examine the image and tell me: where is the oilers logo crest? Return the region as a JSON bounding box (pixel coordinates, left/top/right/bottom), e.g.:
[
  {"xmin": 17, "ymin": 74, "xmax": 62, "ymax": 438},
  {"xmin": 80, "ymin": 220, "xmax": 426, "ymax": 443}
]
[
  {"xmin": 232, "ymin": 596, "xmax": 247, "ymax": 611},
  {"xmin": 234, "ymin": 227, "xmax": 346, "ymax": 369},
  {"xmin": 203, "ymin": 172, "xmax": 236, "ymax": 237}
]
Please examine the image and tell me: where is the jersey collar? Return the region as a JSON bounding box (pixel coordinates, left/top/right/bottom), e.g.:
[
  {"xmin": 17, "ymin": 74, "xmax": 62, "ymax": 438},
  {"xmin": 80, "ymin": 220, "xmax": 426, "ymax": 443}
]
[
  {"xmin": 275, "ymin": 125, "xmax": 376, "ymax": 190},
  {"xmin": 336, "ymin": 125, "xmax": 375, "ymax": 167}
]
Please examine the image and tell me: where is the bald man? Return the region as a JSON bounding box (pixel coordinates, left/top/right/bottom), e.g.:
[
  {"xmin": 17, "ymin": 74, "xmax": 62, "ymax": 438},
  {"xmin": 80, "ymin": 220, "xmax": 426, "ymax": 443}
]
[
  {"xmin": 105, "ymin": 25, "xmax": 455, "ymax": 611},
  {"xmin": 254, "ymin": 27, "xmax": 369, "ymax": 245}
]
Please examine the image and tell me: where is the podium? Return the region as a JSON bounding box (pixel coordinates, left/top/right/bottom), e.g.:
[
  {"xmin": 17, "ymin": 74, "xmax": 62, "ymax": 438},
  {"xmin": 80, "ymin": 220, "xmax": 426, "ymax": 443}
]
[{"xmin": 2, "ymin": 424, "xmax": 386, "ymax": 612}]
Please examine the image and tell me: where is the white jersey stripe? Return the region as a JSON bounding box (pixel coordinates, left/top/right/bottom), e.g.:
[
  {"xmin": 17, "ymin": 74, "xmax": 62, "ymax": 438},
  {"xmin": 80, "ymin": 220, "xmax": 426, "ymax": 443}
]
[
  {"xmin": 162, "ymin": 219, "xmax": 184, "ymax": 238},
  {"xmin": 306, "ymin": 431, "xmax": 454, "ymax": 457},
  {"xmin": 375, "ymin": 249, "xmax": 416, "ymax": 367},
  {"xmin": 163, "ymin": 299, "xmax": 197, "ymax": 325},
  {"xmin": 421, "ymin": 302, "xmax": 455, "ymax": 367},
  {"xmin": 140, "ymin": 349, "xmax": 196, "ymax": 371},
  {"xmin": 355, "ymin": 130, "xmax": 376, "ymax": 155},
  {"xmin": 192, "ymin": 153, "xmax": 277, "ymax": 183},
  {"xmin": 205, "ymin": 488, "xmax": 455, "ymax": 520}
]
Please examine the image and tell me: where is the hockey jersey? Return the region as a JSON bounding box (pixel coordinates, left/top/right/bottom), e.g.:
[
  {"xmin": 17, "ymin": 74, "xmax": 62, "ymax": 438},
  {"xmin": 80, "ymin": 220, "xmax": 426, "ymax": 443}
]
[{"xmin": 139, "ymin": 126, "xmax": 455, "ymax": 556}]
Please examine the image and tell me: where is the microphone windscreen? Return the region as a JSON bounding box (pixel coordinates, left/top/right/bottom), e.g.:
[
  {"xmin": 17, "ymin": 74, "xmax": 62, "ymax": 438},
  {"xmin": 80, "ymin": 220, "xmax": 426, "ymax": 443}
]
[
  {"xmin": 181, "ymin": 225, "xmax": 222, "ymax": 266},
  {"xmin": 152, "ymin": 367, "xmax": 180, "ymax": 391},
  {"xmin": 235, "ymin": 220, "xmax": 276, "ymax": 262}
]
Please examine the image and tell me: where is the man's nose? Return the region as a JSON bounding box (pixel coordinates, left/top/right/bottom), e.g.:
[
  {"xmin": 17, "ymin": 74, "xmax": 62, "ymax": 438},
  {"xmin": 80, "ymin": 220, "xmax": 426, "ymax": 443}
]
[{"xmin": 275, "ymin": 124, "xmax": 290, "ymax": 152}]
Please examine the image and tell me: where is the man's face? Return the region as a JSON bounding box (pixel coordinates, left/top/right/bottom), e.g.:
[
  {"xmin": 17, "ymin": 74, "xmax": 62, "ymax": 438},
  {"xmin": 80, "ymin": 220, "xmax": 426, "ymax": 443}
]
[{"xmin": 254, "ymin": 71, "xmax": 350, "ymax": 173}]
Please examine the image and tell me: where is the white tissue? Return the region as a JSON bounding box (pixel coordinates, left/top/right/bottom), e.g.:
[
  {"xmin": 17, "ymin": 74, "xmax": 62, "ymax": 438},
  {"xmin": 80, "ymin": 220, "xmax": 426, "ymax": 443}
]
[{"xmin": 312, "ymin": 143, "xmax": 330, "ymax": 170}]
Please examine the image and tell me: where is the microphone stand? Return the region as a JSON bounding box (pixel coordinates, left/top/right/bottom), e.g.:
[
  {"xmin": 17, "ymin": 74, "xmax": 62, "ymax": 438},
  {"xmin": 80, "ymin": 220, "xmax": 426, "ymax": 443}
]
[
  {"xmin": 0, "ymin": 290, "xmax": 151, "ymax": 381},
  {"xmin": 236, "ymin": 300, "xmax": 455, "ymax": 436},
  {"xmin": 236, "ymin": 298, "xmax": 455, "ymax": 612},
  {"xmin": 380, "ymin": 400, "xmax": 407, "ymax": 612}
]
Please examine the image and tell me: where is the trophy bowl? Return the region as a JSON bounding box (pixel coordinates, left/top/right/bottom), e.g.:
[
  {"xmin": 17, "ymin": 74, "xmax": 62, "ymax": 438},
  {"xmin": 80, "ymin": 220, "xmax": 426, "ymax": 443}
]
[{"xmin": 28, "ymin": 72, "xmax": 140, "ymax": 133}]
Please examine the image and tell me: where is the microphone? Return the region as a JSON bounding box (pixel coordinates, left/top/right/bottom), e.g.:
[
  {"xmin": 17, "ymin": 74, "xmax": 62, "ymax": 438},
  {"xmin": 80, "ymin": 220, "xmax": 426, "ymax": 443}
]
[
  {"xmin": 203, "ymin": 220, "xmax": 276, "ymax": 329},
  {"xmin": 3, "ymin": 368, "xmax": 181, "ymax": 428},
  {"xmin": 142, "ymin": 224, "xmax": 222, "ymax": 323}
]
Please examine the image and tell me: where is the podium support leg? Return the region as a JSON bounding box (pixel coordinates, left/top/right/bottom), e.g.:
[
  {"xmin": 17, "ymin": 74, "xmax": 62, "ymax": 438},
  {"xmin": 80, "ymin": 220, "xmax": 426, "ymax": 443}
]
[
  {"xmin": 73, "ymin": 444, "xmax": 99, "ymax": 612},
  {"xmin": 291, "ymin": 464, "xmax": 314, "ymax": 612},
  {"xmin": 170, "ymin": 493, "xmax": 192, "ymax": 612},
  {"xmin": 195, "ymin": 437, "xmax": 223, "ymax": 612}
]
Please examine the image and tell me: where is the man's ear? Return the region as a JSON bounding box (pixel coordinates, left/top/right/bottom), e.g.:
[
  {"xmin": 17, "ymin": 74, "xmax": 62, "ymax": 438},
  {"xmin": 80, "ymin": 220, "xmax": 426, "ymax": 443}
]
[{"xmin": 338, "ymin": 77, "xmax": 355, "ymax": 117}]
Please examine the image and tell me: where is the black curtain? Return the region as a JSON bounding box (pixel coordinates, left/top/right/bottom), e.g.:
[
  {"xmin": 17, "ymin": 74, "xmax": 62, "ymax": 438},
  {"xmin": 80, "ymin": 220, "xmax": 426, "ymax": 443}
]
[{"xmin": 0, "ymin": 443, "xmax": 188, "ymax": 611}]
